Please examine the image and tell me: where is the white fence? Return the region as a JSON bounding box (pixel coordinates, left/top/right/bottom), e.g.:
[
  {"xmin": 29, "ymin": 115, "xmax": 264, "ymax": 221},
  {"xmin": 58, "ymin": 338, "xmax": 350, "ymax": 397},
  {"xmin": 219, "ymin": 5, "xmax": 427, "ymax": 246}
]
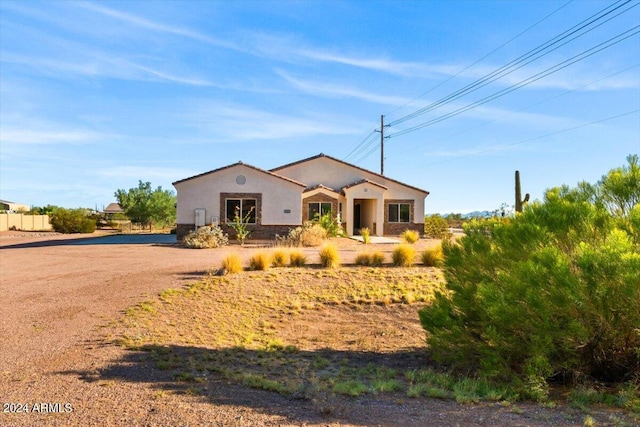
[{"xmin": 0, "ymin": 214, "xmax": 52, "ymax": 232}]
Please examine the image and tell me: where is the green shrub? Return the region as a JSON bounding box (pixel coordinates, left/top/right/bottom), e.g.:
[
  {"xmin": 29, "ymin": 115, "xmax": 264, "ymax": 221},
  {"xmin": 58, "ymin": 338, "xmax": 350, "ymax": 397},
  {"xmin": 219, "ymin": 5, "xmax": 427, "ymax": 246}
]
[
  {"xmin": 271, "ymin": 250, "xmax": 288, "ymax": 267},
  {"xmin": 421, "ymin": 245, "xmax": 444, "ymax": 267},
  {"xmin": 371, "ymin": 251, "xmax": 385, "ymax": 266},
  {"xmin": 50, "ymin": 208, "xmax": 97, "ymax": 233},
  {"xmin": 319, "ymin": 244, "xmax": 340, "ymax": 268},
  {"xmin": 392, "ymin": 244, "xmax": 415, "ymax": 267},
  {"xmin": 424, "ymin": 214, "xmax": 452, "ymax": 239},
  {"xmin": 249, "ymin": 252, "xmax": 271, "ymax": 271},
  {"xmin": 221, "ymin": 254, "xmax": 243, "ymax": 274},
  {"xmin": 401, "ymin": 229, "xmax": 420, "ymax": 244},
  {"xmin": 419, "ymin": 156, "xmax": 640, "ymax": 392},
  {"xmin": 289, "ymin": 251, "xmax": 307, "ymax": 267},
  {"xmin": 184, "ymin": 226, "xmax": 229, "ymax": 249},
  {"xmin": 354, "ymin": 253, "xmax": 372, "ymax": 266},
  {"xmin": 360, "ymin": 227, "xmax": 371, "ymax": 244},
  {"xmin": 314, "ymin": 212, "xmax": 345, "ymax": 237}
]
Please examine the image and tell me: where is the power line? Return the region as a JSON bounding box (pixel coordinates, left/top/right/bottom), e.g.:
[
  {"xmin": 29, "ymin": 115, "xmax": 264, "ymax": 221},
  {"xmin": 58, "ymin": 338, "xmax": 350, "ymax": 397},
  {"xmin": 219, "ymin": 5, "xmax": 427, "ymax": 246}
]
[
  {"xmin": 413, "ymin": 109, "xmax": 640, "ymax": 169},
  {"xmin": 403, "ymin": 63, "xmax": 640, "ymax": 152},
  {"xmin": 388, "ymin": 0, "xmax": 637, "ymax": 127},
  {"xmin": 343, "ymin": 130, "xmax": 378, "ymax": 162},
  {"xmin": 388, "ymin": 25, "xmax": 640, "ymax": 138},
  {"xmin": 384, "ymin": 0, "xmax": 574, "ymax": 121}
]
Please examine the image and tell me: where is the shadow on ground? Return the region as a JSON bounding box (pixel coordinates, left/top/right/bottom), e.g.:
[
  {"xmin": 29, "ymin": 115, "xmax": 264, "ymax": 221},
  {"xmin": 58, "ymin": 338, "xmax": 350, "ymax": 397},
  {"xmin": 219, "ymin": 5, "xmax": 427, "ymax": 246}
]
[
  {"xmin": 0, "ymin": 233, "xmax": 178, "ymax": 249},
  {"xmin": 61, "ymin": 344, "xmax": 432, "ymax": 426}
]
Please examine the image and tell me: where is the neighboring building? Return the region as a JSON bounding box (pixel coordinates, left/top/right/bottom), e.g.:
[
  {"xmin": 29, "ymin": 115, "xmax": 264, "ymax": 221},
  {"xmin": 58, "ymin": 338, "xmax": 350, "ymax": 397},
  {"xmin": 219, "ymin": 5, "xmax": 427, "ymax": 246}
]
[
  {"xmin": 172, "ymin": 153, "xmax": 429, "ymax": 240},
  {"xmin": 0, "ymin": 200, "xmax": 30, "ymax": 212},
  {"xmin": 103, "ymin": 203, "xmax": 124, "ymax": 215}
]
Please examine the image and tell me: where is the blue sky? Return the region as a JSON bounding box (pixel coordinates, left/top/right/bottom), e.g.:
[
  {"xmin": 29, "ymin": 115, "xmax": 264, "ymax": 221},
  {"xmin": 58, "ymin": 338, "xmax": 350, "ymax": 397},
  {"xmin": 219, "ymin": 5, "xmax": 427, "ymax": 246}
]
[{"xmin": 1, "ymin": 0, "xmax": 638, "ymax": 214}]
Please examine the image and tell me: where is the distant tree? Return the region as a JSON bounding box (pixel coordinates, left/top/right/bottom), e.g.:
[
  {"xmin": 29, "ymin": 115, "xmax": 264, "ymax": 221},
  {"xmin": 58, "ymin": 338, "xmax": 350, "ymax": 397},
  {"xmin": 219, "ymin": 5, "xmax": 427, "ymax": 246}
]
[
  {"xmin": 115, "ymin": 181, "xmax": 176, "ymax": 229},
  {"xmin": 50, "ymin": 208, "xmax": 96, "ymax": 233},
  {"xmin": 30, "ymin": 205, "xmax": 62, "ymax": 215}
]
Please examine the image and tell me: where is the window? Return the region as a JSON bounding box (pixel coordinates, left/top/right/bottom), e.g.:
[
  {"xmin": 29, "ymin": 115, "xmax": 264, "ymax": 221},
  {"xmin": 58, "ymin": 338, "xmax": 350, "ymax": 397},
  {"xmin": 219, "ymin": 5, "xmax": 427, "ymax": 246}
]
[
  {"xmin": 388, "ymin": 203, "xmax": 410, "ymax": 223},
  {"xmin": 226, "ymin": 198, "xmax": 256, "ymax": 224},
  {"xmin": 308, "ymin": 202, "xmax": 331, "ymax": 220}
]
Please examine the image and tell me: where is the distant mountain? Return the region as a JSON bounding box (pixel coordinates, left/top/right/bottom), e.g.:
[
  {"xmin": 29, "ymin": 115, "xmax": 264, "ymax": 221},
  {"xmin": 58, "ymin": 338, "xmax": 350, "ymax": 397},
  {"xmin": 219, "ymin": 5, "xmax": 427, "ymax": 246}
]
[{"xmin": 461, "ymin": 210, "xmax": 493, "ymax": 219}]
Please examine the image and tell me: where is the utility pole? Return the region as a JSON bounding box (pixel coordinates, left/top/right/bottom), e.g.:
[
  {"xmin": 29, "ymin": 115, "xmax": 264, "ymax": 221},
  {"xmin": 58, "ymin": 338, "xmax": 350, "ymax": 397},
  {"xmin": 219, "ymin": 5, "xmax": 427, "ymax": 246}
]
[{"xmin": 380, "ymin": 115, "xmax": 385, "ymax": 175}]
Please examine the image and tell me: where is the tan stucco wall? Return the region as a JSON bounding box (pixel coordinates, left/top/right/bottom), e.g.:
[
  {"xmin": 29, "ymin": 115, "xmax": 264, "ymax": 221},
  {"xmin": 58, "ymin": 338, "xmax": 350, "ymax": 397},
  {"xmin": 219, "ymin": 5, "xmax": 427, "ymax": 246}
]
[
  {"xmin": 275, "ymin": 156, "xmax": 426, "ymax": 221},
  {"xmin": 0, "ymin": 214, "xmax": 51, "ymax": 231},
  {"xmin": 174, "ymin": 165, "xmax": 303, "ymax": 226}
]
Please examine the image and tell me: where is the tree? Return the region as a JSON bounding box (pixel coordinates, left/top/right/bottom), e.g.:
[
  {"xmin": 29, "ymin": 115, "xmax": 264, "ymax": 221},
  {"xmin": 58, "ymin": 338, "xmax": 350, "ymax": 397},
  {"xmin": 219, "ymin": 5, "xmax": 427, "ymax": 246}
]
[
  {"xmin": 50, "ymin": 208, "xmax": 96, "ymax": 233},
  {"xmin": 418, "ymin": 156, "xmax": 640, "ymax": 397},
  {"xmin": 115, "ymin": 181, "xmax": 176, "ymax": 229}
]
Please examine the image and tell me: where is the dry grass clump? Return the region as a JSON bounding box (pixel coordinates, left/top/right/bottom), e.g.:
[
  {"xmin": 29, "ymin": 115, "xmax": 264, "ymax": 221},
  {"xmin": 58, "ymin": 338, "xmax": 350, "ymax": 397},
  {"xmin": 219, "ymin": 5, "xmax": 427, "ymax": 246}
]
[
  {"xmin": 249, "ymin": 252, "xmax": 271, "ymax": 271},
  {"xmin": 221, "ymin": 254, "xmax": 243, "ymax": 274},
  {"xmin": 421, "ymin": 245, "xmax": 444, "ymax": 267},
  {"xmin": 360, "ymin": 227, "xmax": 371, "ymax": 244},
  {"xmin": 392, "ymin": 244, "xmax": 415, "ymax": 267},
  {"xmin": 355, "ymin": 251, "xmax": 385, "ymax": 266},
  {"xmin": 184, "ymin": 225, "xmax": 229, "ymax": 249},
  {"xmin": 401, "ymin": 229, "xmax": 420, "ymax": 244},
  {"xmin": 281, "ymin": 222, "xmax": 327, "ymax": 247},
  {"xmin": 288, "ymin": 250, "xmax": 307, "ymax": 267},
  {"xmin": 354, "ymin": 253, "xmax": 373, "ymax": 266},
  {"xmin": 271, "ymin": 250, "xmax": 288, "ymax": 267},
  {"xmin": 370, "ymin": 251, "xmax": 385, "ymax": 266},
  {"xmin": 319, "ymin": 244, "xmax": 341, "ymax": 269}
]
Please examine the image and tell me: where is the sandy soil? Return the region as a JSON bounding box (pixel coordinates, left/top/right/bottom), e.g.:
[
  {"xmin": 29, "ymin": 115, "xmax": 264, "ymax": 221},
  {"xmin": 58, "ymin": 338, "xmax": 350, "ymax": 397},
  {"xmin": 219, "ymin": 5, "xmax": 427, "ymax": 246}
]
[{"xmin": 0, "ymin": 231, "xmax": 633, "ymax": 426}]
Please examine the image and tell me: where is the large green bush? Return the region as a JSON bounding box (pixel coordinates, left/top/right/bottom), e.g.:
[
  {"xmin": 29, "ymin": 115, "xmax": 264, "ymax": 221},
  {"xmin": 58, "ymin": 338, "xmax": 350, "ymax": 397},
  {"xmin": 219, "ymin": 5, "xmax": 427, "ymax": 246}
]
[
  {"xmin": 50, "ymin": 208, "xmax": 97, "ymax": 233},
  {"xmin": 419, "ymin": 156, "xmax": 640, "ymax": 396}
]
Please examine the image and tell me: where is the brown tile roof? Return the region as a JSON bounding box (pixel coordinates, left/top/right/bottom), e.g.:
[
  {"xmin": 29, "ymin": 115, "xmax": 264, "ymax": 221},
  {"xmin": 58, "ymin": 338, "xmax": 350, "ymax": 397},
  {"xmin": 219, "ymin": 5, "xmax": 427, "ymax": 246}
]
[
  {"xmin": 271, "ymin": 153, "xmax": 429, "ymax": 195},
  {"xmin": 172, "ymin": 161, "xmax": 306, "ymax": 187},
  {"xmin": 342, "ymin": 179, "xmax": 388, "ymax": 191}
]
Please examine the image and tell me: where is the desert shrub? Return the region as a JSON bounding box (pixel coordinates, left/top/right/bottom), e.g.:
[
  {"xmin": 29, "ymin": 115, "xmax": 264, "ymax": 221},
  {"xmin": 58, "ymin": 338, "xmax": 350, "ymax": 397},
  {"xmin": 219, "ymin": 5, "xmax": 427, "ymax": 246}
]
[
  {"xmin": 421, "ymin": 245, "xmax": 444, "ymax": 267},
  {"xmin": 424, "ymin": 214, "xmax": 452, "ymax": 239},
  {"xmin": 50, "ymin": 208, "xmax": 97, "ymax": 233},
  {"xmin": 184, "ymin": 225, "xmax": 229, "ymax": 249},
  {"xmin": 314, "ymin": 212, "xmax": 345, "ymax": 237},
  {"xmin": 401, "ymin": 229, "xmax": 420, "ymax": 244},
  {"xmin": 360, "ymin": 227, "xmax": 371, "ymax": 244},
  {"xmin": 271, "ymin": 250, "xmax": 288, "ymax": 267},
  {"xmin": 282, "ymin": 222, "xmax": 327, "ymax": 247},
  {"xmin": 319, "ymin": 244, "xmax": 340, "ymax": 268},
  {"xmin": 221, "ymin": 254, "xmax": 243, "ymax": 274},
  {"xmin": 354, "ymin": 253, "xmax": 372, "ymax": 266},
  {"xmin": 288, "ymin": 251, "xmax": 307, "ymax": 267},
  {"xmin": 392, "ymin": 244, "xmax": 415, "ymax": 267},
  {"xmin": 419, "ymin": 156, "xmax": 640, "ymax": 394},
  {"xmin": 371, "ymin": 251, "xmax": 385, "ymax": 266},
  {"xmin": 249, "ymin": 252, "xmax": 271, "ymax": 271}
]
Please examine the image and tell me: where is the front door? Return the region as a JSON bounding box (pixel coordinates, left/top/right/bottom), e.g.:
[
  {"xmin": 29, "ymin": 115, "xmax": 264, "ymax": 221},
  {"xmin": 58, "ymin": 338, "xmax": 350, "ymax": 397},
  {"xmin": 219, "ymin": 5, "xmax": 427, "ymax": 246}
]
[{"xmin": 353, "ymin": 203, "xmax": 361, "ymax": 231}]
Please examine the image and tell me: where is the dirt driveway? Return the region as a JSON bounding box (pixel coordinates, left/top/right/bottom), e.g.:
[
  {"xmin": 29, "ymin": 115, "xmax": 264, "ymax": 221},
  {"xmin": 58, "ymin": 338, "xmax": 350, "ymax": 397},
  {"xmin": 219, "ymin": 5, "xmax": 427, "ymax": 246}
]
[{"xmin": 0, "ymin": 232, "xmax": 630, "ymax": 426}]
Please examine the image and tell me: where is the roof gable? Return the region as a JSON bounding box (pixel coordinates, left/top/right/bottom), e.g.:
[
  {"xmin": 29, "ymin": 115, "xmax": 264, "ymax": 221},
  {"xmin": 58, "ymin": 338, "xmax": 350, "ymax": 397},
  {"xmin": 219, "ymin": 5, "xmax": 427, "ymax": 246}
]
[
  {"xmin": 271, "ymin": 153, "xmax": 429, "ymax": 195},
  {"xmin": 172, "ymin": 161, "xmax": 306, "ymax": 187}
]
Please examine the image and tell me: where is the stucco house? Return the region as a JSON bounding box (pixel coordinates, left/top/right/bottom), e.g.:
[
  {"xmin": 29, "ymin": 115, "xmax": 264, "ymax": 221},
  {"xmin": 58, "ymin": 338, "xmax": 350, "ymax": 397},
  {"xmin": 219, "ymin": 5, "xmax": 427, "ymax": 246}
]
[{"xmin": 173, "ymin": 153, "xmax": 428, "ymax": 240}]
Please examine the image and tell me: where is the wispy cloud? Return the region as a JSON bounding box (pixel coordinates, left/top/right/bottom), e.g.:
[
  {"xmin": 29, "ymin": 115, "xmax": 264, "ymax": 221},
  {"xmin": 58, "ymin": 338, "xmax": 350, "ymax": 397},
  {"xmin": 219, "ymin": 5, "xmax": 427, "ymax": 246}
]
[
  {"xmin": 1, "ymin": 128, "xmax": 109, "ymax": 145},
  {"xmin": 96, "ymin": 166, "xmax": 196, "ymax": 182},
  {"xmin": 276, "ymin": 70, "xmax": 410, "ymax": 105},
  {"xmin": 75, "ymin": 2, "xmax": 240, "ymax": 51},
  {"xmin": 183, "ymin": 103, "xmax": 365, "ymax": 142}
]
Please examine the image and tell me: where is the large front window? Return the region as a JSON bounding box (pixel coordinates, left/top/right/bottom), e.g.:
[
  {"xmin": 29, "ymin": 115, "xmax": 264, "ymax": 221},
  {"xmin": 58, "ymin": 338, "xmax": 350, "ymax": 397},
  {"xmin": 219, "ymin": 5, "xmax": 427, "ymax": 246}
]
[
  {"xmin": 388, "ymin": 203, "xmax": 410, "ymax": 223},
  {"xmin": 308, "ymin": 202, "xmax": 331, "ymax": 220},
  {"xmin": 226, "ymin": 198, "xmax": 256, "ymax": 223}
]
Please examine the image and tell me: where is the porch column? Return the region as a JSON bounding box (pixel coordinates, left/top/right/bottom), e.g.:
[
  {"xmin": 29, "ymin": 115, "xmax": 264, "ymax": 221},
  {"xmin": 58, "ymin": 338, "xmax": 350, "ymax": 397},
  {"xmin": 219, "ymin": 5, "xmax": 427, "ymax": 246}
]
[{"xmin": 375, "ymin": 195, "xmax": 384, "ymax": 236}]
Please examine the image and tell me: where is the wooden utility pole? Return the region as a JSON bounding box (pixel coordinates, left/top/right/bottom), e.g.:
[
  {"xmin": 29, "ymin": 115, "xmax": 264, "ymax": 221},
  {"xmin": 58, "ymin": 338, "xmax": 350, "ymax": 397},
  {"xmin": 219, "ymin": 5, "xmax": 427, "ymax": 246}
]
[{"xmin": 380, "ymin": 114, "xmax": 385, "ymax": 175}]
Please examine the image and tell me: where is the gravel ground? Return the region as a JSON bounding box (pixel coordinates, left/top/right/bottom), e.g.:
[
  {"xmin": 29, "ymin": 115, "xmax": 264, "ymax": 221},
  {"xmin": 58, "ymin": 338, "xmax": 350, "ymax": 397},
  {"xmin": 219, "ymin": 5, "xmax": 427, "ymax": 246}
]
[{"xmin": 0, "ymin": 231, "xmax": 634, "ymax": 426}]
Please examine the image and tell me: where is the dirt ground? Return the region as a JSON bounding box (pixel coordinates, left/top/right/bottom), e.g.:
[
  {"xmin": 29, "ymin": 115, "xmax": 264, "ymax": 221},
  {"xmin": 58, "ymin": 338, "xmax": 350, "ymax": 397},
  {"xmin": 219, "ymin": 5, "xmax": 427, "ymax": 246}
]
[{"xmin": 0, "ymin": 231, "xmax": 633, "ymax": 426}]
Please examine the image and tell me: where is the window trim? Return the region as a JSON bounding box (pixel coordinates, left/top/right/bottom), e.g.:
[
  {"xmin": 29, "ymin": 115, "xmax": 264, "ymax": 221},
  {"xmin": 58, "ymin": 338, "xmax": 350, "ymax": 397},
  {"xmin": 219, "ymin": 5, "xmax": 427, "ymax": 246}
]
[
  {"xmin": 308, "ymin": 201, "xmax": 332, "ymax": 220},
  {"xmin": 225, "ymin": 198, "xmax": 257, "ymax": 224},
  {"xmin": 388, "ymin": 203, "xmax": 411, "ymax": 223}
]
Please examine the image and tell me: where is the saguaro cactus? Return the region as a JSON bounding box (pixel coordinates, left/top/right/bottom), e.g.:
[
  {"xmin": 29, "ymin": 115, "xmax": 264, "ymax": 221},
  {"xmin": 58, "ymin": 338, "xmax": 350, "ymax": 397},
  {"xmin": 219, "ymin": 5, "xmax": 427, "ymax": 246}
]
[{"xmin": 515, "ymin": 170, "xmax": 530, "ymax": 213}]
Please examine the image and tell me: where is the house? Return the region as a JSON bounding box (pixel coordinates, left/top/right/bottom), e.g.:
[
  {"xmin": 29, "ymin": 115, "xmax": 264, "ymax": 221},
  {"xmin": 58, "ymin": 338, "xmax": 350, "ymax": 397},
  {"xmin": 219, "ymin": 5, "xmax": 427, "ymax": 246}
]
[
  {"xmin": 103, "ymin": 203, "xmax": 124, "ymax": 216},
  {"xmin": 0, "ymin": 200, "xmax": 30, "ymax": 212},
  {"xmin": 172, "ymin": 153, "xmax": 429, "ymax": 240}
]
